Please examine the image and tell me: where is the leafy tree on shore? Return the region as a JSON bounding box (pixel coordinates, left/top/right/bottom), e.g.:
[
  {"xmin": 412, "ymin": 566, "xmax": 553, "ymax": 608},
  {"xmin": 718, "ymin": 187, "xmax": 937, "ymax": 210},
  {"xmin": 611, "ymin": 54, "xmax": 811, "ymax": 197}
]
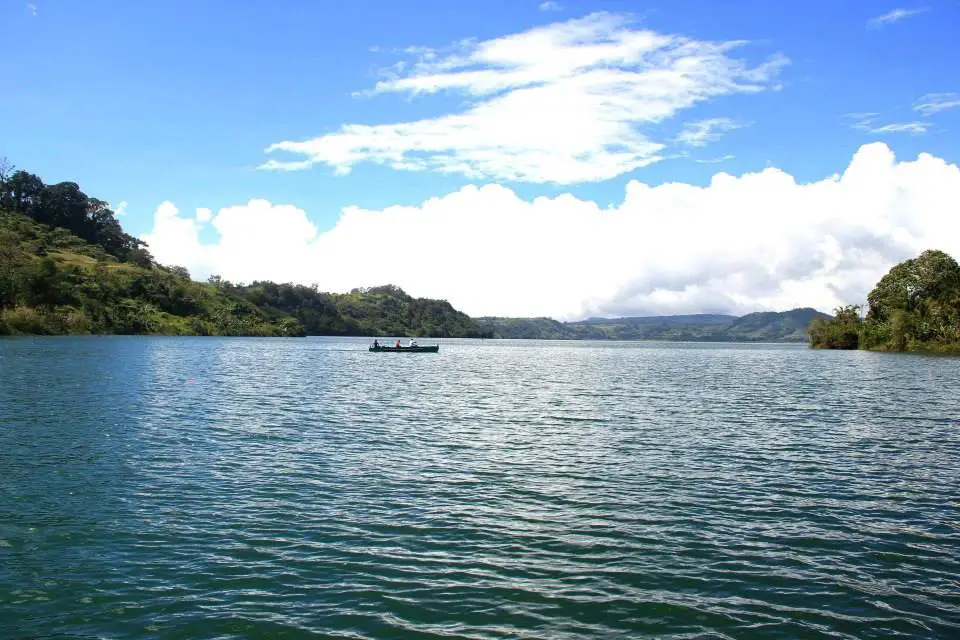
[
  {"xmin": 809, "ymin": 250, "xmax": 960, "ymax": 353},
  {"xmin": 808, "ymin": 305, "xmax": 861, "ymax": 350}
]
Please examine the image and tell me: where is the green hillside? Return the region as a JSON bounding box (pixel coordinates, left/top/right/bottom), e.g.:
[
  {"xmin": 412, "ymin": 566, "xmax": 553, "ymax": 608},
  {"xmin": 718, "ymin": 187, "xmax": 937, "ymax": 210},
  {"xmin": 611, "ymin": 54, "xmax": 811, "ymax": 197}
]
[
  {"xmin": 0, "ymin": 209, "xmax": 304, "ymax": 336},
  {"xmin": 0, "ymin": 164, "xmax": 492, "ymax": 337},
  {"xmin": 236, "ymin": 283, "xmax": 490, "ymax": 338},
  {"xmin": 478, "ymin": 308, "xmax": 830, "ymax": 342}
]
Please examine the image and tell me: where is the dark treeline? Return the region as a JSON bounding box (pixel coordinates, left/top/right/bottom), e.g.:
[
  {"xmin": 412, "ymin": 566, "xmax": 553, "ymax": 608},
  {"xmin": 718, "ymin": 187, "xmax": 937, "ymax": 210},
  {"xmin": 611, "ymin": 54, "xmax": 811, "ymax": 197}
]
[
  {"xmin": 809, "ymin": 249, "xmax": 960, "ymax": 353},
  {"xmin": 221, "ymin": 282, "xmax": 489, "ymax": 338}
]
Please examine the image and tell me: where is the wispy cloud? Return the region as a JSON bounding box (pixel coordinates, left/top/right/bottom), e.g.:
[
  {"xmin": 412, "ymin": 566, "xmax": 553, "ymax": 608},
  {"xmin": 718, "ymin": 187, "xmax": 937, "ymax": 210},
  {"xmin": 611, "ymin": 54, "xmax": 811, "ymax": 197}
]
[
  {"xmin": 870, "ymin": 122, "xmax": 929, "ymax": 134},
  {"xmin": 695, "ymin": 154, "xmax": 735, "ymax": 164},
  {"xmin": 262, "ymin": 12, "xmax": 788, "ymax": 184},
  {"xmin": 848, "ymin": 113, "xmax": 928, "ymax": 135},
  {"xmin": 676, "ymin": 118, "xmax": 745, "ymax": 148},
  {"xmin": 914, "ymin": 92, "xmax": 960, "ymax": 116},
  {"xmin": 867, "ymin": 7, "xmax": 928, "ymax": 29},
  {"xmin": 112, "ymin": 201, "xmax": 128, "ymax": 217},
  {"xmin": 539, "ymin": 1, "xmax": 562, "ymax": 11},
  {"xmin": 26, "ymin": 2, "xmax": 37, "ymax": 16}
]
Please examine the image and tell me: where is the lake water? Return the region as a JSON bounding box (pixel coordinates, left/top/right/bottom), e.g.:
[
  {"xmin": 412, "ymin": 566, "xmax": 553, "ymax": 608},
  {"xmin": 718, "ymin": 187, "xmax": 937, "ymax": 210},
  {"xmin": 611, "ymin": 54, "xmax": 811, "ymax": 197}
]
[{"xmin": 1, "ymin": 337, "xmax": 958, "ymax": 639}]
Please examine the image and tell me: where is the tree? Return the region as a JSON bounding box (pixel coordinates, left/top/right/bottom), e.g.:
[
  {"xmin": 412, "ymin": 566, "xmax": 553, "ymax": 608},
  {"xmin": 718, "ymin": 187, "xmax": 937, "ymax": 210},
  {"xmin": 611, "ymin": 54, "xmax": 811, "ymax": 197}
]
[
  {"xmin": 864, "ymin": 249, "xmax": 960, "ymax": 349},
  {"xmin": 169, "ymin": 266, "xmax": 191, "ymax": 280},
  {"xmin": 0, "ymin": 158, "xmax": 13, "ymax": 208},
  {"xmin": 5, "ymin": 170, "xmax": 44, "ymax": 215},
  {"xmin": 808, "ymin": 304, "xmax": 861, "ymax": 349},
  {"xmin": 868, "ymin": 250, "xmax": 960, "ymax": 321}
]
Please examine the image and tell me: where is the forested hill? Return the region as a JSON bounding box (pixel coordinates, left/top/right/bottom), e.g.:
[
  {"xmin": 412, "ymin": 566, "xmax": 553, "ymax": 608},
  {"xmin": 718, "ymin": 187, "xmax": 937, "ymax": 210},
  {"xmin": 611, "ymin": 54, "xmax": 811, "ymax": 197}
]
[
  {"xmin": 0, "ymin": 208, "xmax": 493, "ymax": 336},
  {"xmin": 477, "ymin": 308, "xmax": 829, "ymax": 342},
  {"xmin": 0, "ymin": 162, "xmax": 491, "ymax": 337}
]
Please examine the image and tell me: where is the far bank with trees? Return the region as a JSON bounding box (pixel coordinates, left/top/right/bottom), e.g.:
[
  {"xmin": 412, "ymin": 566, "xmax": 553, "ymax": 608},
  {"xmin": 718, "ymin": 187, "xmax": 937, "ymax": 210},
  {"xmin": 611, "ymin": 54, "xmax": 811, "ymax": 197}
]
[{"xmin": 809, "ymin": 249, "xmax": 960, "ymax": 354}]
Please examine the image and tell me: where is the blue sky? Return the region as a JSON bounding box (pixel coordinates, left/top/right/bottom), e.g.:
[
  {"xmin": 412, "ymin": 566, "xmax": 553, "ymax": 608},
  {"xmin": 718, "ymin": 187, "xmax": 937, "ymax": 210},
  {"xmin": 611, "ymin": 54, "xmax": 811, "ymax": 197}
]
[
  {"xmin": 3, "ymin": 0, "xmax": 958, "ymax": 234},
  {"xmin": 2, "ymin": 0, "xmax": 959, "ymax": 317}
]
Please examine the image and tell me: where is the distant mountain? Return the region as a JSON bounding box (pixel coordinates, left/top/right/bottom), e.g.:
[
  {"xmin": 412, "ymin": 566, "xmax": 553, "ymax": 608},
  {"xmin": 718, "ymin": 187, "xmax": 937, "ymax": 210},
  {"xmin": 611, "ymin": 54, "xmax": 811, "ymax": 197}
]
[
  {"xmin": 477, "ymin": 308, "xmax": 831, "ymax": 342},
  {"xmin": 725, "ymin": 308, "xmax": 829, "ymax": 342},
  {"xmin": 580, "ymin": 313, "xmax": 736, "ymax": 326}
]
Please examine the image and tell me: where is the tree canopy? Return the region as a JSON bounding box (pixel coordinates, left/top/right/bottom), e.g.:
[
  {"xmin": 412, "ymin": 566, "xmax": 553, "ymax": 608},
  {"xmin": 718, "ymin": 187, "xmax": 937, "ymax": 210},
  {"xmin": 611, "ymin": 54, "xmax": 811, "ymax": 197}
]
[{"xmin": 809, "ymin": 250, "xmax": 960, "ymax": 353}]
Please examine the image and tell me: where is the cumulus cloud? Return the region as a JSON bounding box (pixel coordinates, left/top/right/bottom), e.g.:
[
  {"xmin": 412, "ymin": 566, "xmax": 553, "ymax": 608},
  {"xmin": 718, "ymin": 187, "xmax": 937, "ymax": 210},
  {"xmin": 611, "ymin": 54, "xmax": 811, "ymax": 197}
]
[
  {"xmin": 142, "ymin": 200, "xmax": 318, "ymax": 284},
  {"xmin": 867, "ymin": 7, "xmax": 928, "ymax": 29},
  {"xmin": 539, "ymin": 1, "xmax": 562, "ymax": 11},
  {"xmin": 914, "ymin": 92, "xmax": 960, "ymax": 116},
  {"xmin": 261, "ymin": 12, "xmax": 787, "ymax": 184},
  {"xmin": 145, "ymin": 144, "xmax": 960, "ymax": 319}
]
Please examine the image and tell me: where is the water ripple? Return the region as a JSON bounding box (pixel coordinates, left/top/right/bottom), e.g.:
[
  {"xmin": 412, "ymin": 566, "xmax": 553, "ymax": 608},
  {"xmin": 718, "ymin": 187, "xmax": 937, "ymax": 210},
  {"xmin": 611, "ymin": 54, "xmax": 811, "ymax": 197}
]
[{"xmin": 1, "ymin": 337, "xmax": 959, "ymax": 638}]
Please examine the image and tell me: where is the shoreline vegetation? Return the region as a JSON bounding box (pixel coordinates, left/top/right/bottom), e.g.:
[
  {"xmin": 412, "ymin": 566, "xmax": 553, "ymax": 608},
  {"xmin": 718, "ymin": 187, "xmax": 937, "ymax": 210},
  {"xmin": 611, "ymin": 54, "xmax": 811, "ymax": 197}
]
[
  {"xmin": 4, "ymin": 162, "xmax": 955, "ymax": 351},
  {"xmin": 808, "ymin": 249, "xmax": 960, "ymax": 355}
]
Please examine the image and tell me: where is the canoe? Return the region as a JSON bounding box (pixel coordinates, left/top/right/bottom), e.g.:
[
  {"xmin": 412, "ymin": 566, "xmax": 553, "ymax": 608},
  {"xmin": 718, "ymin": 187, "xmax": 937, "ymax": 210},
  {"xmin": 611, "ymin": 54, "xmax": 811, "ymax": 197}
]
[{"xmin": 369, "ymin": 345, "xmax": 439, "ymax": 353}]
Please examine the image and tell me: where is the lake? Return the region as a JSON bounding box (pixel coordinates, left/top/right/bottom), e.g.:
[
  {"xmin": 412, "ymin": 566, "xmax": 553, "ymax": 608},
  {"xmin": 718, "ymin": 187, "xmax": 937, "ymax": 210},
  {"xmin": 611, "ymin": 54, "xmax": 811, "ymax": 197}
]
[{"xmin": 1, "ymin": 337, "xmax": 958, "ymax": 638}]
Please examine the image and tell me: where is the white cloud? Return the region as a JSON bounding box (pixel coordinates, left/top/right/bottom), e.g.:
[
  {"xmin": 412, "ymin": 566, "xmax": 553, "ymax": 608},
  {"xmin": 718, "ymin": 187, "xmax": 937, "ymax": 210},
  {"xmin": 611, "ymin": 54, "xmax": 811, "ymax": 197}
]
[
  {"xmin": 112, "ymin": 201, "xmax": 128, "ymax": 217},
  {"xmin": 147, "ymin": 143, "xmax": 960, "ymax": 320},
  {"xmin": 867, "ymin": 7, "xmax": 928, "ymax": 29},
  {"xmin": 849, "ymin": 113, "xmax": 928, "ymax": 135},
  {"xmin": 26, "ymin": 3, "xmax": 37, "ymax": 17},
  {"xmin": 676, "ymin": 118, "xmax": 744, "ymax": 147},
  {"xmin": 195, "ymin": 207, "xmax": 212, "ymax": 222},
  {"xmin": 539, "ymin": 1, "xmax": 562, "ymax": 11},
  {"xmin": 870, "ymin": 122, "xmax": 929, "ymax": 135},
  {"xmin": 142, "ymin": 200, "xmax": 318, "ymax": 283},
  {"xmin": 695, "ymin": 155, "xmax": 735, "ymax": 164},
  {"xmin": 262, "ymin": 12, "xmax": 787, "ymax": 184},
  {"xmin": 914, "ymin": 92, "xmax": 960, "ymax": 116}
]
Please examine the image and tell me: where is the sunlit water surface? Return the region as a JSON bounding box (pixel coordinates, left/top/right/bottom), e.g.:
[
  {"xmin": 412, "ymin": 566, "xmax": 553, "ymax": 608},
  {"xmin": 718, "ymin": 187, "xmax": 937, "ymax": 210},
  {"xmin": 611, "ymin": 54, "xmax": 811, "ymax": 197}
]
[{"xmin": 1, "ymin": 337, "xmax": 958, "ymax": 638}]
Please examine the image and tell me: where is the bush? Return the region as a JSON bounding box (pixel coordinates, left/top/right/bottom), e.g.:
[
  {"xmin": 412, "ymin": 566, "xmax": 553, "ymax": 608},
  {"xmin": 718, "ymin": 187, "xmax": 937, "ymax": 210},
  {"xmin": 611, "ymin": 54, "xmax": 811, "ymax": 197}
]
[{"xmin": 808, "ymin": 305, "xmax": 861, "ymax": 349}]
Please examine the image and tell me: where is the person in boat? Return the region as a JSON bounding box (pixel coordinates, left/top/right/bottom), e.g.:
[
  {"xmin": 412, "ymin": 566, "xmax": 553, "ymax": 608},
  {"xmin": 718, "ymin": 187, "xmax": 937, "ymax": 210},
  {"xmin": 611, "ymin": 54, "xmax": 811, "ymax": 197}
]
[
  {"xmin": 409, "ymin": 338, "xmax": 418, "ymax": 347},
  {"xmin": 395, "ymin": 339, "xmax": 401, "ymax": 348},
  {"xmin": 373, "ymin": 340, "xmax": 379, "ymax": 348}
]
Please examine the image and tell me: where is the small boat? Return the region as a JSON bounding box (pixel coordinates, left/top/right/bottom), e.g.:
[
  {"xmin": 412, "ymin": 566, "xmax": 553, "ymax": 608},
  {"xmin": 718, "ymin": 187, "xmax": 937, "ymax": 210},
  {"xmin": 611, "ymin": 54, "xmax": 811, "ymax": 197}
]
[{"xmin": 369, "ymin": 344, "xmax": 439, "ymax": 353}]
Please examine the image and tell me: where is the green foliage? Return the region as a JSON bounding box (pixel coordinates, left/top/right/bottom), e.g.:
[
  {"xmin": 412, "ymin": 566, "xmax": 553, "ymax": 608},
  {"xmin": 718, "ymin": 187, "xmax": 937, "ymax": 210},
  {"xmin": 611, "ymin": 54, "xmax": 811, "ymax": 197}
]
[
  {"xmin": 808, "ymin": 305, "xmax": 862, "ymax": 349},
  {"xmin": 0, "ymin": 210, "xmax": 487, "ymax": 338},
  {"xmin": 0, "ymin": 211, "xmax": 297, "ymax": 336},
  {"xmin": 228, "ymin": 282, "xmax": 491, "ymax": 338},
  {"xmin": 0, "ymin": 162, "xmax": 489, "ymax": 339},
  {"xmin": 809, "ymin": 250, "xmax": 960, "ymax": 353},
  {"xmin": 479, "ymin": 308, "xmax": 830, "ymax": 342},
  {"xmin": 0, "ymin": 162, "xmax": 148, "ymax": 265}
]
